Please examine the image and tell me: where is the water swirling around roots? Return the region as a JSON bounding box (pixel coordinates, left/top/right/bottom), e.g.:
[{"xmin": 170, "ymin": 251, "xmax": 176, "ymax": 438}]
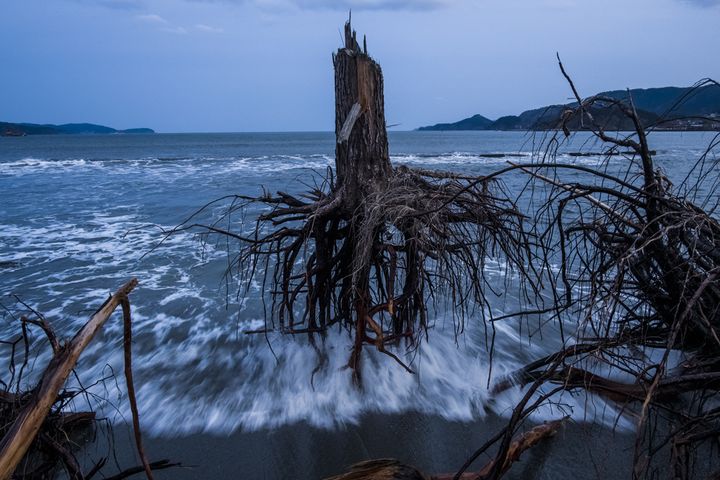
[{"xmin": 0, "ymin": 131, "xmax": 716, "ymax": 436}]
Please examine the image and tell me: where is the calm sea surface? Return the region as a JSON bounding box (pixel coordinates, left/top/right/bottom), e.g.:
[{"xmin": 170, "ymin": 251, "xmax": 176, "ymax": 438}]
[{"xmin": 0, "ymin": 131, "xmax": 718, "ymax": 475}]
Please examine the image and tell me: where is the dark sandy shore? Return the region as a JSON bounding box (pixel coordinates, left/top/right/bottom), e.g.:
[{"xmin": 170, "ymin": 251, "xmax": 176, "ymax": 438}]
[{"xmin": 98, "ymin": 411, "xmax": 635, "ymax": 479}]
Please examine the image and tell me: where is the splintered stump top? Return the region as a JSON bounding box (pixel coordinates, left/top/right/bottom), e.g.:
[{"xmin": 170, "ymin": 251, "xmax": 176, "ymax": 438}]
[{"xmin": 334, "ymin": 19, "xmax": 392, "ymax": 207}]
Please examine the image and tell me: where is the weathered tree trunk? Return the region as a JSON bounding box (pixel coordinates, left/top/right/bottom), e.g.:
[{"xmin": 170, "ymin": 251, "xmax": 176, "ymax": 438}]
[
  {"xmin": 332, "ymin": 19, "xmax": 394, "ymax": 381},
  {"xmin": 334, "ymin": 20, "xmax": 392, "ymax": 210},
  {"xmin": 225, "ymin": 17, "xmax": 527, "ymax": 385}
]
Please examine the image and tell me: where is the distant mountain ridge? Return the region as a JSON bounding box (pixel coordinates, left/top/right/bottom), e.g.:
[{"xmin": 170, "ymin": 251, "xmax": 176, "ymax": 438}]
[
  {"xmin": 420, "ymin": 114, "xmax": 494, "ymax": 131},
  {"xmin": 418, "ymin": 85, "xmax": 720, "ymax": 132},
  {"xmin": 0, "ymin": 122, "xmax": 155, "ymax": 136}
]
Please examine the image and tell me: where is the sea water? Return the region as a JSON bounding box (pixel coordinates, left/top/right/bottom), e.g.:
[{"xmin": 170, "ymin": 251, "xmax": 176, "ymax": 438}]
[{"xmin": 0, "ymin": 131, "xmax": 717, "ymax": 438}]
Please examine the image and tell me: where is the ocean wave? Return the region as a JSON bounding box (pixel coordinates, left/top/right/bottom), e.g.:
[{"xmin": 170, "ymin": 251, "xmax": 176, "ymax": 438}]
[
  {"xmin": 0, "ymin": 157, "xmax": 94, "ymax": 175},
  {"xmin": 0, "ymin": 154, "xmax": 338, "ymax": 177},
  {"xmin": 1, "ymin": 145, "xmax": 656, "ymax": 437},
  {"xmin": 390, "ymin": 152, "xmax": 533, "ymax": 166},
  {"xmin": 0, "ymin": 199, "xmax": 639, "ymax": 437},
  {"xmin": 70, "ymin": 309, "xmax": 634, "ymax": 436},
  {"xmin": 0, "ymin": 151, "xmax": 629, "ymax": 180}
]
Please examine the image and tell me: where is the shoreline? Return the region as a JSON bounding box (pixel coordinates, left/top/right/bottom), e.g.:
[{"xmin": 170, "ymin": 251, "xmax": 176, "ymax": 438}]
[{"xmin": 101, "ymin": 411, "xmax": 635, "ymax": 479}]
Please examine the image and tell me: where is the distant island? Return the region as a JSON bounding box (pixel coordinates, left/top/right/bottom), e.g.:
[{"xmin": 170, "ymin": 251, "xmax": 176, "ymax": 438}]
[
  {"xmin": 0, "ymin": 122, "xmax": 155, "ymax": 137},
  {"xmin": 418, "ymin": 85, "xmax": 720, "ymax": 131}
]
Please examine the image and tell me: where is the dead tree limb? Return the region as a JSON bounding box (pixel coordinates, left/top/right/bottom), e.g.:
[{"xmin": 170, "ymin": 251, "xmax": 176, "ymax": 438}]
[
  {"xmin": 0, "ymin": 279, "xmax": 138, "ymax": 480},
  {"xmin": 324, "ymin": 419, "xmax": 564, "ymax": 480},
  {"xmin": 435, "ymin": 418, "xmax": 565, "ymax": 480},
  {"xmin": 484, "ymin": 62, "xmax": 720, "ymax": 479},
  {"xmin": 121, "ymin": 296, "xmax": 153, "ymax": 480}
]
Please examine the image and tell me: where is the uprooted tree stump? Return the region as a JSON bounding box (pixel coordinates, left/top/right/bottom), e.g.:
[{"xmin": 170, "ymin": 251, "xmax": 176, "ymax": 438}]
[
  {"xmin": 167, "ymin": 18, "xmax": 720, "ymax": 480},
  {"xmin": 320, "ymin": 54, "xmax": 720, "ymax": 478},
  {"xmin": 194, "ymin": 18, "xmax": 530, "ymax": 383}
]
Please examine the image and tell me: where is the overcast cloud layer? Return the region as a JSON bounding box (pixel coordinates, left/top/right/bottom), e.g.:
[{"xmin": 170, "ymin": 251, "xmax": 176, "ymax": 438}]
[
  {"xmin": 89, "ymin": 0, "xmax": 720, "ymax": 11},
  {"xmin": 684, "ymin": 0, "xmax": 720, "ymax": 6},
  {"xmin": 1, "ymin": 0, "xmax": 718, "ymax": 132}
]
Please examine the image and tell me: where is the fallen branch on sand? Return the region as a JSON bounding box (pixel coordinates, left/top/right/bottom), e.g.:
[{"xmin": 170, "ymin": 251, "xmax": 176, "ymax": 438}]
[
  {"xmin": 0, "ymin": 279, "xmax": 174, "ymax": 480},
  {"xmin": 324, "ymin": 418, "xmax": 565, "ymax": 480}
]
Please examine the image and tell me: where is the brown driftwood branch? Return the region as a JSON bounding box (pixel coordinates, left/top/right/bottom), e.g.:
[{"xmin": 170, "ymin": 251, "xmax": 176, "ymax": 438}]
[
  {"xmin": 324, "ymin": 419, "xmax": 564, "ymax": 480},
  {"xmin": 474, "ymin": 418, "xmax": 565, "ymax": 479},
  {"xmin": 434, "ymin": 418, "xmax": 565, "ymax": 480},
  {"xmin": 0, "ymin": 279, "xmax": 138, "ymax": 480},
  {"xmin": 121, "ymin": 296, "xmax": 154, "ymax": 480}
]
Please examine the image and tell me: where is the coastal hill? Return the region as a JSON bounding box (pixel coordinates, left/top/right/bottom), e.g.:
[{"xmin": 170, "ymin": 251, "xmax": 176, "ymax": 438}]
[
  {"xmin": 420, "ymin": 114, "xmax": 494, "ymax": 131},
  {"xmin": 0, "ymin": 122, "xmax": 154, "ymax": 136},
  {"xmin": 419, "ymin": 84, "xmax": 720, "ymax": 131}
]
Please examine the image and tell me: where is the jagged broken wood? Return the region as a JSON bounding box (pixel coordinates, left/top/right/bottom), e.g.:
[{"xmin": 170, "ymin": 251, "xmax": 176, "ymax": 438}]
[
  {"xmin": 338, "ymin": 102, "xmax": 362, "ymax": 143},
  {"xmin": 0, "ymin": 278, "xmax": 156, "ymax": 480},
  {"xmin": 159, "ymin": 16, "xmax": 720, "ymax": 480},
  {"xmin": 179, "ymin": 16, "xmax": 530, "ymax": 383},
  {"xmin": 323, "ymin": 418, "xmax": 564, "ymax": 480}
]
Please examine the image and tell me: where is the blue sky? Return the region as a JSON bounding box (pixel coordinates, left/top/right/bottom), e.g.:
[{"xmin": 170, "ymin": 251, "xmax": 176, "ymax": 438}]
[{"xmin": 1, "ymin": 0, "xmax": 719, "ymax": 132}]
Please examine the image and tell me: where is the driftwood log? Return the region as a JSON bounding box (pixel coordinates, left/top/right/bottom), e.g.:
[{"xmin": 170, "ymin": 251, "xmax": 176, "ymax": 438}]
[
  {"xmin": 324, "ymin": 418, "xmax": 564, "ymax": 480},
  {"xmin": 0, "ymin": 279, "xmax": 158, "ymax": 480}
]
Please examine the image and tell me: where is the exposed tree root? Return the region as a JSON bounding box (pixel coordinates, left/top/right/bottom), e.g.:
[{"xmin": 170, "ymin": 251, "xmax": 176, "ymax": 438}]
[
  {"xmin": 168, "ymin": 17, "xmax": 720, "ymax": 480},
  {"xmin": 474, "ymin": 64, "xmax": 720, "ymax": 479},
  {"xmin": 322, "ymin": 63, "xmax": 720, "ymax": 480},
  {"xmin": 175, "ymin": 19, "xmax": 532, "ymax": 384}
]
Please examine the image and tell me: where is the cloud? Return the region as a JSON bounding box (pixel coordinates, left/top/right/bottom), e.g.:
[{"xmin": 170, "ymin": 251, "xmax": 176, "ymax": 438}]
[
  {"xmin": 162, "ymin": 25, "xmax": 189, "ymax": 33},
  {"xmin": 135, "ymin": 12, "xmax": 223, "ymax": 35},
  {"xmin": 136, "ymin": 13, "xmax": 169, "ymax": 23},
  {"xmin": 195, "ymin": 23, "xmax": 225, "ymax": 33},
  {"xmin": 136, "ymin": 13, "xmax": 189, "ymax": 34},
  {"xmin": 679, "ymin": 0, "xmax": 720, "ymax": 6},
  {"xmin": 186, "ymin": 0, "xmax": 454, "ymax": 11},
  {"xmin": 100, "ymin": 0, "xmax": 145, "ymax": 8},
  {"xmin": 68, "ymin": 0, "xmax": 145, "ymax": 9},
  {"xmin": 543, "ymin": 0, "xmax": 576, "ymax": 8},
  {"xmin": 292, "ymin": 0, "xmax": 451, "ymax": 9},
  {"xmin": 70, "ymin": 0, "xmax": 455, "ymax": 12}
]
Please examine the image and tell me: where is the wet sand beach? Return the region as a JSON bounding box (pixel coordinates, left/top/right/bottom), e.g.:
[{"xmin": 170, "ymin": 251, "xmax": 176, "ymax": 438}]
[{"xmin": 104, "ymin": 412, "xmax": 635, "ymax": 479}]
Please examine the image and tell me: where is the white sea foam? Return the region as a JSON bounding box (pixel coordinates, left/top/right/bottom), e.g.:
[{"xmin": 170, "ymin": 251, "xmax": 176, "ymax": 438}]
[
  {"xmin": 71, "ymin": 309, "xmax": 637, "ymax": 436},
  {"xmin": 390, "ymin": 152, "xmax": 533, "ymax": 167},
  {"xmin": 0, "ymin": 157, "xmax": 95, "ymax": 175},
  {"xmin": 2, "ymin": 208, "xmax": 636, "ymax": 436},
  {"xmin": 2, "ymin": 145, "xmax": 670, "ymax": 437},
  {"xmin": 0, "ymin": 154, "xmax": 338, "ymax": 178}
]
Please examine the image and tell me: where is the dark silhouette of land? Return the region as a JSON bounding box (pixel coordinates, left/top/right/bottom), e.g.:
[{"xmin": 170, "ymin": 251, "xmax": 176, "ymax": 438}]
[
  {"xmin": 0, "ymin": 122, "xmax": 154, "ymax": 136},
  {"xmin": 419, "ymin": 84, "xmax": 720, "ymax": 131}
]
